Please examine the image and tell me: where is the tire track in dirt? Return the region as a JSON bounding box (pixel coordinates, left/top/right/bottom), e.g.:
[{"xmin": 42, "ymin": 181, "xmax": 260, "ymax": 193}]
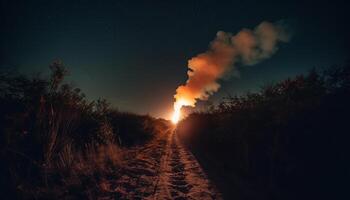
[
  {"xmin": 154, "ymin": 132, "xmax": 222, "ymax": 200},
  {"xmin": 101, "ymin": 129, "xmax": 221, "ymax": 200}
]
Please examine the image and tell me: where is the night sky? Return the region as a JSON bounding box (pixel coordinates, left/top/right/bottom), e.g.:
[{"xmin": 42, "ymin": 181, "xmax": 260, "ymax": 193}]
[{"xmin": 1, "ymin": 0, "xmax": 349, "ymax": 119}]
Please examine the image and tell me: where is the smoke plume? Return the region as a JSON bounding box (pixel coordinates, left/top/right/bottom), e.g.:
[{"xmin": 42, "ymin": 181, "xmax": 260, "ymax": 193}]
[{"xmin": 173, "ymin": 21, "xmax": 291, "ymax": 115}]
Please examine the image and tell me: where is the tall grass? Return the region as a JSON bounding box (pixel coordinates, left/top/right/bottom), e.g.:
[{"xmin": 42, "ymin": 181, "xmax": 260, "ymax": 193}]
[
  {"xmin": 177, "ymin": 65, "xmax": 350, "ymax": 200},
  {"xmin": 0, "ymin": 61, "xmax": 165, "ymax": 198}
]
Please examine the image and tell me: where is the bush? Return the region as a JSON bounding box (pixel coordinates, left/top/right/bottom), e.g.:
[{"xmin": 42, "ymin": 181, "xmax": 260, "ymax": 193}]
[
  {"xmin": 0, "ymin": 61, "xmax": 163, "ymax": 198},
  {"xmin": 177, "ymin": 64, "xmax": 350, "ymax": 200}
]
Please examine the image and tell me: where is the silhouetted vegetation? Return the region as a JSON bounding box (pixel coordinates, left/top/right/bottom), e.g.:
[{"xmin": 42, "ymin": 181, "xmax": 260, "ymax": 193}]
[
  {"xmin": 0, "ymin": 60, "xmax": 170, "ymax": 199},
  {"xmin": 177, "ymin": 64, "xmax": 350, "ymax": 200}
]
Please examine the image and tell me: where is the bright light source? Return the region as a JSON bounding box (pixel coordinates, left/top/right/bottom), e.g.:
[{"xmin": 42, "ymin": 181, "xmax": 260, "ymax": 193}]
[
  {"xmin": 171, "ymin": 98, "xmax": 190, "ymax": 124},
  {"xmin": 171, "ymin": 108, "xmax": 181, "ymax": 124}
]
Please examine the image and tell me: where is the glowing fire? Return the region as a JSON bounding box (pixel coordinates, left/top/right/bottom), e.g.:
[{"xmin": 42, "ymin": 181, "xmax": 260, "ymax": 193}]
[
  {"xmin": 171, "ymin": 99, "xmax": 190, "ymax": 124},
  {"xmin": 171, "ymin": 107, "xmax": 181, "ymax": 124}
]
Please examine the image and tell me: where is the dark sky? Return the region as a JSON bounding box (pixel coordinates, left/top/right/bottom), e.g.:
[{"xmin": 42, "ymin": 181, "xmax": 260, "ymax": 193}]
[{"xmin": 1, "ymin": 0, "xmax": 349, "ymax": 118}]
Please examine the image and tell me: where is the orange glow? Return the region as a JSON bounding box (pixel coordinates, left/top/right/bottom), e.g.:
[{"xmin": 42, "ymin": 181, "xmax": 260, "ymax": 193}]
[
  {"xmin": 171, "ymin": 99, "xmax": 190, "ymax": 124},
  {"xmin": 172, "ymin": 22, "xmax": 289, "ymax": 120},
  {"xmin": 171, "ymin": 108, "xmax": 181, "ymax": 124}
]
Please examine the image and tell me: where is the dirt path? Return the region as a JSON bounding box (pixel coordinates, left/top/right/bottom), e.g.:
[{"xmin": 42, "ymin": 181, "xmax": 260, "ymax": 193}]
[
  {"xmin": 153, "ymin": 132, "xmax": 222, "ymax": 200},
  {"xmin": 104, "ymin": 129, "xmax": 221, "ymax": 200}
]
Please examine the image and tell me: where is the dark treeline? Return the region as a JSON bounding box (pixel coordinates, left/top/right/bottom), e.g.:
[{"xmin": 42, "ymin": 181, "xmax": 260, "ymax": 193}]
[
  {"xmin": 0, "ymin": 60, "xmax": 169, "ymax": 198},
  {"xmin": 177, "ymin": 64, "xmax": 350, "ymax": 200}
]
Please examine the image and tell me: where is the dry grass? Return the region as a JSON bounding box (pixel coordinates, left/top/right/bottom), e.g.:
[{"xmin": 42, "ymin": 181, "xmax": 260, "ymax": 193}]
[{"xmin": 0, "ymin": 62, "xmax": 169, "ymax": 199}]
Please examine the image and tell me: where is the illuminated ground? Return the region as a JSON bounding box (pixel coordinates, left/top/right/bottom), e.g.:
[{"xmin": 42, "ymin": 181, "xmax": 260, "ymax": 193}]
[{"xmin": 100, "ymin": 129, "xmax": 221, "ymax": 199}]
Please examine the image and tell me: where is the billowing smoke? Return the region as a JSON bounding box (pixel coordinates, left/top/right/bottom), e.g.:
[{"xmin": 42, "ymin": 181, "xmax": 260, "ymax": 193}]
[{"xmin": 173, "ymin": 21, "xmax": 291, "ymax": 120}]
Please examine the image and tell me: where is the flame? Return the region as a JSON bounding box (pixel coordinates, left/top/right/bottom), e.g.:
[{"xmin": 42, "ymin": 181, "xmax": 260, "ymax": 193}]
[
  {"xmin": 171, "ymin": 99, "xmax": 190, "ymax": 124},
  {"xmin": 171, "ymin": 107, "xmax": 181, "ymax": 124}
]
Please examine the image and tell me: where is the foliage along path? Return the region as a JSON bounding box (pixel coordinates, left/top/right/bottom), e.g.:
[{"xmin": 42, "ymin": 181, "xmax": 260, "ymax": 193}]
[{"xmin": 100, "ymin": 128, "xmax": 222, "ymax": 200}]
